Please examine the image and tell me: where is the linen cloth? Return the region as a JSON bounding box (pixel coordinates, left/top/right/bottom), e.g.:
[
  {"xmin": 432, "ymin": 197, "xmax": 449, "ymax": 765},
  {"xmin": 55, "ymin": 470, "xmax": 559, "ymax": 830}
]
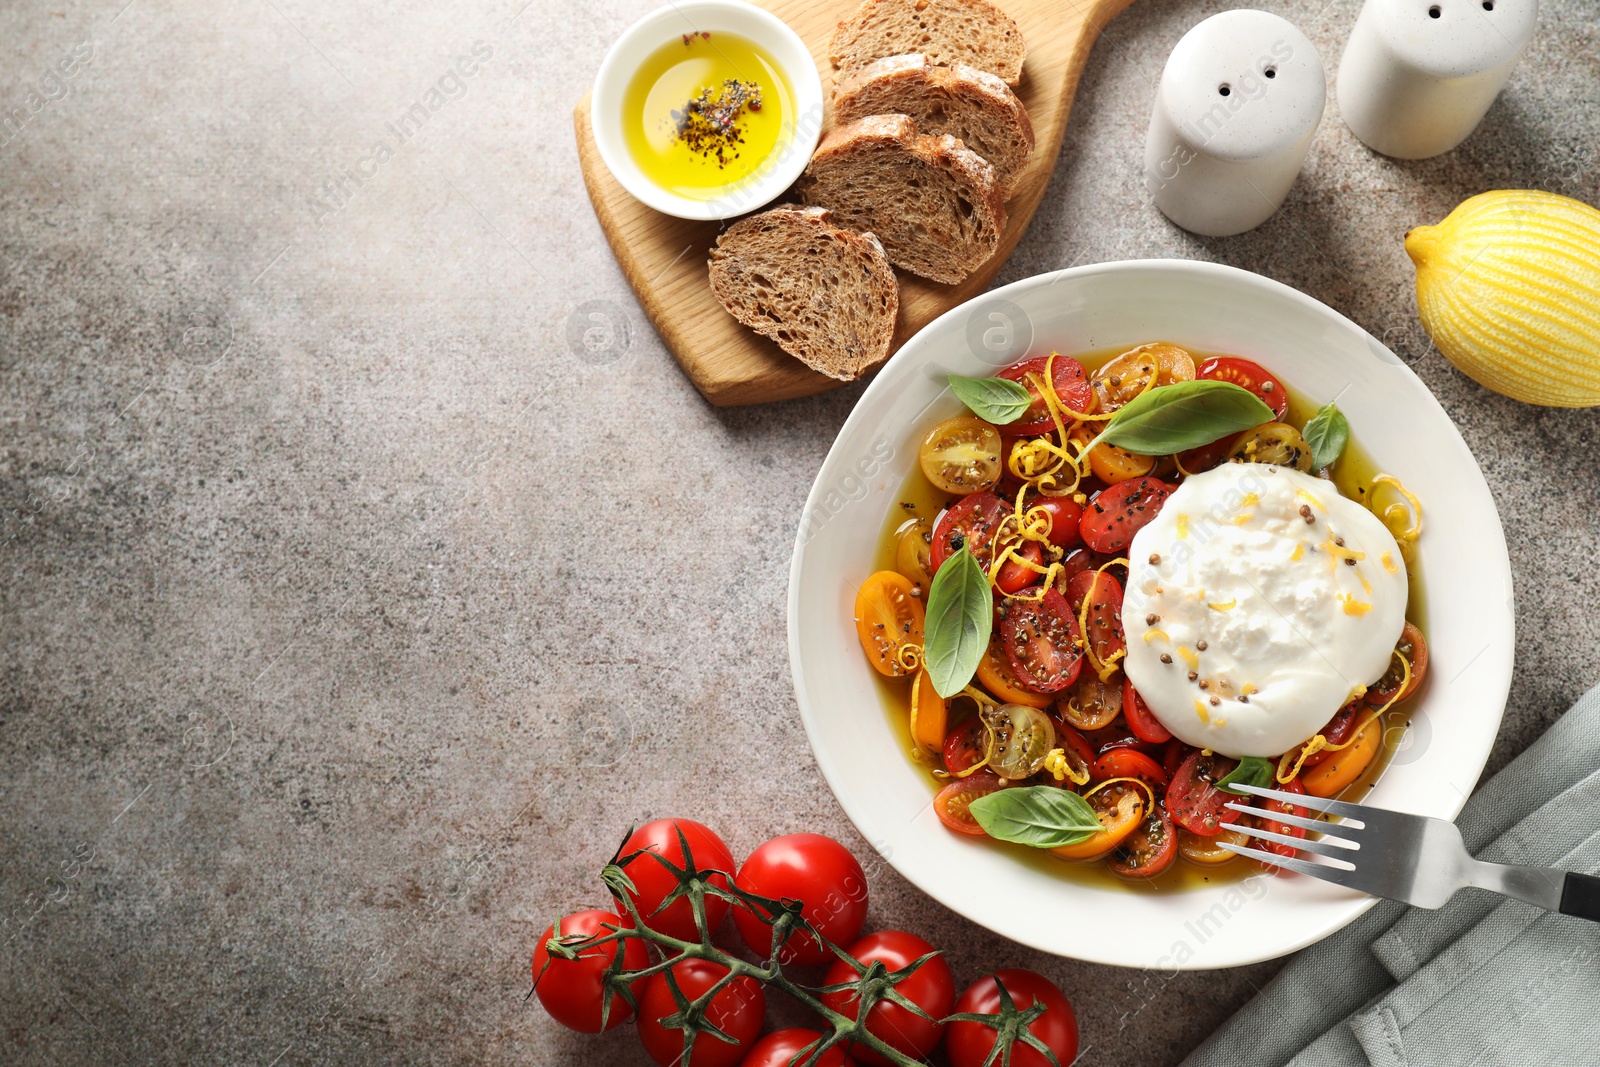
[{"xmin": 1181, "ymin": 682, "xmax": 1600, "ymax": 1067}]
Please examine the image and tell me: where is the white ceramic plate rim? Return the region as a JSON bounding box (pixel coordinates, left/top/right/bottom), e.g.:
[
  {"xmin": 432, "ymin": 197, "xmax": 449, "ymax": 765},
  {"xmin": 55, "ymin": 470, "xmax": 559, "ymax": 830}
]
[
  {"xmin": 589, "ymin": 0, "xmax": 824, "ymax": 221},
  {"xmin": 788, "ymin": 258, "xmax": 1515, "ymax": 969}
]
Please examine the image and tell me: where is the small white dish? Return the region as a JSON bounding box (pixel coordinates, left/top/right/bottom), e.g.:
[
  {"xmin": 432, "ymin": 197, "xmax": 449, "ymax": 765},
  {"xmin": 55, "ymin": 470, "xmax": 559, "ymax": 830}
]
[
  {"xmin": 787, "ymin": 259, "xmax": 1515, "ymax": 969},
  {"xmin": 589, "ymin": 0, "xmax": 824, "ymax": 221}
]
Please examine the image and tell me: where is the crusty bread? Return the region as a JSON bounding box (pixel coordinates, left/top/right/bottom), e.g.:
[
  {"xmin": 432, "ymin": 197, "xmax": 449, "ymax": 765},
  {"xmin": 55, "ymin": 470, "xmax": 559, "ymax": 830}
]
[
  {"xmin": 830, "ymin": 0, "xmax": 1027, "ymax": 88},
  {"xmin": 833, "ymin": 54, "xmax": 1035, "ymax": 196},
  {"xmin": 796, "ymin": 114, "xmax": 1005, "ymax": 285},
  {"xmin": 708, "ymin": 205, "xmax": 898, "ymax": 381}
]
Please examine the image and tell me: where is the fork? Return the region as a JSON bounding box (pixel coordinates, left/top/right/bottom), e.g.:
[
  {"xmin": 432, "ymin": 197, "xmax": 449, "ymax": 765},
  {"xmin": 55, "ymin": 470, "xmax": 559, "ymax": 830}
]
[{"xmin": 1219, "ymin": 783, "xmax": 1600, "ymax": 921}]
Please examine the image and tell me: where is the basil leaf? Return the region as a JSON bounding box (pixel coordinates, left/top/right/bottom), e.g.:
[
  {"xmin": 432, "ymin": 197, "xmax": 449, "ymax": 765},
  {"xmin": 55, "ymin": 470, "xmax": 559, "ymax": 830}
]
[
  {"xmin": 922, "ymin": 546, "xmax": 992, "ymax": 698},
  {"xmin": 1087, "ymin": 380, "xmax": 1275, "ymax": 456},
  {"xmin": 969, "ymin": 786, "xmax": 1104, "ymax": 848},
  {"xmin": 947, "ymin": 374, "xmax": 1030, "ymax": 425},
  {"xmin": 1215, "ymin": 755, "xmax": 1276, "ymax": 795},
  {"xmin": 1302, "ymin": 403, "xmax": 1350, "ymax": 470}
]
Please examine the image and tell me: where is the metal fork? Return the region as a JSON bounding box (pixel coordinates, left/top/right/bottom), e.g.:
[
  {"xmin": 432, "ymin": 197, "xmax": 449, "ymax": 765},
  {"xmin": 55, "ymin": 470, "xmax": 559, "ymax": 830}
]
[{"xmin": 1220, "ymin": 783, "xmax": 1600, "ymax": 921}]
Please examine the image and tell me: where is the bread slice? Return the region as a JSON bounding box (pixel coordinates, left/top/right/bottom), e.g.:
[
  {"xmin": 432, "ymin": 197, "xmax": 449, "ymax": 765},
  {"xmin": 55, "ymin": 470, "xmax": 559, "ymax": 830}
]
[
  {"xmin": 797, "ymin": 114, "xmax": 1005, "ymax": 285},
  {"xmin": 830, "ymin": 0, "xmax": 1027, "ymax": 88},
  {"xmin": 834, "ymin": 54, "xmax": 1035, "ymax": 196},
  {"xmin": 708, "ymin": 205, "xmax": 898, "ymax": 381}
]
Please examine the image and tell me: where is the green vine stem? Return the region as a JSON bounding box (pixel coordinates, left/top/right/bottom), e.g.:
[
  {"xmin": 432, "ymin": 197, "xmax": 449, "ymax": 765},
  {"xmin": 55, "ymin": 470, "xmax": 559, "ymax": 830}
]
[{"xmin": 535, "ymin": 827, "xmax": 1061, "ymax": 1067}]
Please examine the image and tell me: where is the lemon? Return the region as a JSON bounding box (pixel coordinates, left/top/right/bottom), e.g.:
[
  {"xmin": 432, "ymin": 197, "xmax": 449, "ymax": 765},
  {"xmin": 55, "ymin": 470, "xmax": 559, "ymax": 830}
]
[{"xmin": 1406, "ymin": 190, "xmax": 1600, "ymax": 408}]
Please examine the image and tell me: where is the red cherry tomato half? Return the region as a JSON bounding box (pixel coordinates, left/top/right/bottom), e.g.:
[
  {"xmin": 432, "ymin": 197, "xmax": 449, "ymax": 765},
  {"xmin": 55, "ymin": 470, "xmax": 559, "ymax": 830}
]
[
  {"xmin": 1161, "ymin": 739, "xmax": 1191, "ymax": 781},
  {"xmin": 1065, "ymin": 569, "xmax": 1125, "ymax": 670},
  {"xmin": 1000, "ymin": 589, "xmax": 1084, "ymax": 695},
  {"xmin": 733, "ymin": 834, "xmax": 868, "ymax": 966},
  {"xmin": 638, "ymin": 958, "xmax": 766, "ymax": 1067},
  {"xmin": 1197, "ymin": 355, "xmax": 1289, "ymax": 421},
  {"xmin": 1176, "ymin": 434, "xmax": 1239, "ymax": 476},
  {"xmin": 996, "ymin": 354, "xmax": 1094, "ymax": 436},
  {"xmin": 531, "ymin": 909, "xmax": 649, "ymax": 1033},
  {"xmin": 1091, "ymin": 747, "xmax": 1169, "ymax": 788},
  {"xmin": 1106, "ymin": 803, "xmax": 1179, "ymax": 879},
  {"xmin": 1083, "ymin": 721, "xmax": 1158, "ymax": 755},
  {"xmin": 996, "ymin": 538, "xmax": 1045, "ymax": 594},
  {"xmin": 1122, "ymin": 677, "xmax": 1172, "ymax": 743},
  {"xmin": 1248, "ymin": 777, "xmax": 1309, "ymax": 875},
  {"xmin": 1302, "ymin": 702, "xmax": 1360, "ymax": 766},
  {"xmin": 1166, "ymin": 750, "xmax": 1241, "ymax": 837},
  {"xmin": 931, "ymin": 492, "xmax": 1008, "ymax": 574},
  {"xmin": 614, "ymin": 819, "xmax": 736, "ymax": 941},
  {"xmin": 740, "ymin": 1030, "xmax": 856, "ymax": 1067},
  {"xmin": 1079, "ymin": 477, "xmax": 1175, "ymax": 554},
  {"xmin": 935, "ymin": 772, "xmax": 1003, "ymax": 836},
  {"xmin": 1051, "ymin": 722, "xmax": 1096, "ymax": 781},
  {"xmin": 822, "ymin": 931, "xmax": 956, "ymax": 1067},
  {"xmin": 943, "ymin": 717, "xmax": 990, "ymax": 776},
  {"xmin": 1029, "ymin": 496, "xmax": 1084, "ymax": 550},
  {"xmin": 946, "ymin": 969, "xmax": 1079, "ymax": 1067}
]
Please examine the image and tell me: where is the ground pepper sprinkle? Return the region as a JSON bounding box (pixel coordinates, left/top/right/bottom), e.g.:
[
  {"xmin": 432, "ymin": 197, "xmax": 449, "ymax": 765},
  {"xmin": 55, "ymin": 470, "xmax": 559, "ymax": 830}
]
[{"xmin": 668, "ymin": 71, "xmax": 763, "ymax": 167}]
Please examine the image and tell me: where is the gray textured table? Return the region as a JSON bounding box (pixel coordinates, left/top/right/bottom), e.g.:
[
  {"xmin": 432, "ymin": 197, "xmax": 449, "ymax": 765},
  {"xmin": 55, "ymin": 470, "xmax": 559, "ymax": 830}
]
[{"xmin": 2, "ymin": 0, "xmax": 1596, "ymax": 1064}]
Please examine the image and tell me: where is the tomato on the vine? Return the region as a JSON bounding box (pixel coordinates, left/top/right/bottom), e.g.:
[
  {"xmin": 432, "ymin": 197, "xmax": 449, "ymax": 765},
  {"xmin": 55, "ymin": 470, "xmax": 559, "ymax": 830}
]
[
  {"xmin": 614, "ymin": 819, "xmax": 737, "ymax": 941},
  {"xmin": 821, "ymin": 931, "xmax": 955, "ymax": 1067},
  {"xmin": 947, "ymin": 970, "xmax": 1079, "ymax": 1067},
  {"xmin": 637, "ymin": 958, "xmax": 765, "ymax": 1067},
  {"xmin": 740, "ymin": 1030, "xmax": 856, "ymax": 1067},
  {"xmin": 733, "ymin": 834, "xmax": 868, "ymax": 966},
  {"xmin": 531, "ymin": 909, "xmax": 648, "ymax": 1033}
]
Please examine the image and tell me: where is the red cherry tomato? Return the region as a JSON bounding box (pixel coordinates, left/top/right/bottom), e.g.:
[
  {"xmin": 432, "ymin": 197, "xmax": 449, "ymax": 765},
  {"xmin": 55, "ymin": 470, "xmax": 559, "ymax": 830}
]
[
  {"xmin": 531, "ymin": 909, "xmax": 649, "ymax": 1033},
  {"xmin": 1065, "ymin": 569, "xmax": 1125, "ymax": 670},
  {"xmin": 1177, "ymin": 434, "xmax": 1239, "ymax": 475},
  {"xmin": 733, "ymin": 834, "xmax": 868, "ymax": 966},
  {"xmin": 1122, "ymin": 677, "xmax": 1172, "ymax": 743},
  {"xmin": 1106, "ymin": 803, "xmax": 1179, "ymax": 879},
  {"xmin": 1000, "ymin": 589, "xmax": 1084, "ymax": 695},
  {"xmin": 1166, "ymin": 750, "xmax": 1242, "ymax": 836},
  {"xmin": 943, "ymin": 717, "xmax": 990, "ymax": 776},
  {"xmin": 946, "ymin": 969, "xmax": 1078, "ymax": 1067},
  {"xmin": 931, "ymin": 492, "xmax": 1008, "ymax": 574},
  {"xmin": 614, "ymin": 819, "xmax": 737, "ymax": 940},
  {"xmin": 1301, "ymin": 702, "xmax": 1360, "ymax": 766},
  {"xmin": 1051, "ymin": 722, "xmax": 1096, "ymax": 781},
  {"xmin": 1028, "ymin": 496, "xmax": 1083, "ymax": 550},
  {"xmin": 821, "ymin": 931, "xmax": 955, "ymax": 1067},
  {"xmin": 1083, "ymin": 721, "xmax": 1158, "ymax": 755},
  {"xmin": 1079, "ymin": 477, "xmax": 1175, "ymax": 554},
  {"xmin": 935, "ymin": 772, "xmax": 1003, "ymax": 836},
  {"xmin": 996, "ymin": 538, "xmax": 1045, "ymax": 594},
  {"xmin": 638, "ymin": 958, "xmax": 766, "ymax": 1067},
  {"xmin": 1248, "ymin": 777, "xmax": 1309, "ymax": 875},
  {"xmin": 1197, "ymin": 355, "xmax": 1290, "ymax": 421},
  {"xmin": 996, "ymin": 354, "xmax": 1094, "ymax": 436},
  {"xmin": 1161, "ymin": 739, "xmax": 1191, "ymax": 781},
  {"xmin": 741, "ymin": 1030, "xmax": 857, "ymax": 1067},
  {"xmin": 1091, "ymin": 747, "xmax": 1169, "ymax": 788}
]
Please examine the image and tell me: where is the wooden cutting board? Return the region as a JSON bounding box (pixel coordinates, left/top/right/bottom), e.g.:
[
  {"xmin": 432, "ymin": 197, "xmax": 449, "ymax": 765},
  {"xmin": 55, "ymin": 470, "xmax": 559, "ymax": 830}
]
[{"xmin": 574, "ymin": 0, "xmax": 1136, "ymax": 407}]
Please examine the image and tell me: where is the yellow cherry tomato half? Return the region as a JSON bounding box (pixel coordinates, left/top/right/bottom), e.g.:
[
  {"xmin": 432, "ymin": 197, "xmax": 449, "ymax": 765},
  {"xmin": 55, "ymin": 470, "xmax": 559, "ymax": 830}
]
[
  {"xmin": 1301, "ymin": 716, "xmax": 1382, "ymax": 797},
  {"xmin": 919, "ymin": 416, "xmax": 1003, "ymax": 494},
  {"xmin": 1090, "ymin": 343, "xmax": 1196, "ymax": 414},
  {"xmin": 894, "ymin": 517, "xmax": 934, "ymax": 587},
  {"xmin": 1051, "ymin": 782, "xmax": 1144, "ymax": 861},
  {"xmin": 854, "ymin": 571, "xmax": 926, "ymax": 678},
  {"xmin": 910, "ymin": 670, "xmax": 947, "ymax": 753},
  {"xmin": 1228, "ymin": 422, "xmax": 1315, "ymax": 472},
  {"xmin": 975, "ymin": 638, "xmax": 1054, "ymax": 709},
  {"xmin": 1069, "ymin": 423, "xmax": 1156, "ymax": 484},
  {"xmin": 1176, "ymin": 825, "xmax": 1247, "ymax": 864}
]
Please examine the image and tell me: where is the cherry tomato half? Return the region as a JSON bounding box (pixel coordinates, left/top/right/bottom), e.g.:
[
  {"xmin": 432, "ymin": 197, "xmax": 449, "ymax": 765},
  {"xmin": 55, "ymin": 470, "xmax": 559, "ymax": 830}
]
[
  {"xmin": 1106, "ymin": 803, "xmax": 1178, "ymax": 879},
  {"xmin": 935, "ymin": 772, "xmax": 1003, "ymax": 837},
  {"xmin": 1066, "ymin": 569, "xmax": 1125, "ymax": 670},
  {"xmin": 1165, "ymin": 751, "xmax": 1240, "ymax": 837},
  {"xmin": 920, "ymin": 416, "xmax": 1003, "ymax": 494},
  {"xmin": 1176, "ymin": 824, "xmax": 1248, "ymax": 864},
  {"xmin": 1000, "ymin": 589, "xmax": 1084, "ymax": 695},
  {"xmin": 1122, "ymin": 677, "xmax": 1172, "ymax": 743},
  {"xmin": 1050, "ymin": 721, "xmax": 1096, "ymax": 782},
  {"xmin": 740, "ymin": 1030, "xmax": 856, "ymax": 1067},
  {"xmin": 997, "ymin": 354, "xmax": 1094, "ymax": 436},
  {"xmin": 1029, "ymin": 495, "xmax": 1083, "ymax": 550},
  {"xmin": 1365, "ymin": 621, "xmax": 1428, "ymax": 707},
  {"xmin": 854, "ymin": 571, "xmax": 926, "ymax": 678},
  {"xmin": 1301, "ymin": 702, "xmax": 1360, "ymax": 766},
  {"xmin": 1057, "ymin": 671, "xmax": 1122, "ymax": 731},
  {"xmin": 1079, "ymin": 477, "xmax": 1175, "ymax": 554},
  {"xmin": 947, "ymin": 970, "xmax": 1079, "ymax": 1067},
  {"xmin": 1247, "ymin": 777, "xmax": 1308, "ymax": 875},
  {"xmin": 1197, "ymin": 356, "xmax": 1290, "ymax": 421},
  {"xmin": 613, "ymin": 819, "xmax": 736, "ymax": 941},
  {"xmin": 1302, "ymin": 716, "xmax": 1381, "ymax": 797},
  {"xmin": 1051, "ymin": 781, "xmax": 1144, "ymax": 860},
  {"xmin": 638, "ymin": 958, "xmax": 765, "ymax": 1067},
  {"xmin": 931, "ymin": 492, "xmax": 1008, "ymax": 574},
  {"xmin": 733, "ymin": 834, "xmax": 868, "ymax": 966},
  {"xmin": 531, "ymin": 909, "xmax": 649, "ymax": 1033},
  {"xmin": 822, "ymin": 931, "xmax": 956, "ymax": 1067},
  {"xmin": 1091, "ymin": 747, "xmax": 1169, "ymax": 789},
  {"xmin": 996, "ymin": 538, "xmax": 1045, "ymax": 594},
  {"xmin": 944, "ymin": 716, "xmax": 990, "ymax": 776},
  {"xmin": 976, "ymin": 637, "xmax": 1054, "ymax": 708},
  {"xmin": 1069, "ymin": 422, "xmax": 1157, "ymax": 485},
  {"xmin": 1091, "ymin": 344, "xmax": 1195, "ymax": 413}
]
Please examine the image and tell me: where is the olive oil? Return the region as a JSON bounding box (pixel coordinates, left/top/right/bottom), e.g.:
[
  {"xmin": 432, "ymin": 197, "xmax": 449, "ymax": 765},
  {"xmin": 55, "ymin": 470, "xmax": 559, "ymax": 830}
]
[{"xmin": 622, "ymin": 32, "xmax": 792, "ymax": 201}]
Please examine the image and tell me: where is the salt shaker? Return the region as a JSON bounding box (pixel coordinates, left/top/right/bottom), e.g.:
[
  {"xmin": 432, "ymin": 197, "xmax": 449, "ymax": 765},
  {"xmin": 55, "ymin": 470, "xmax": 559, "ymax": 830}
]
[
  {"xmin": 1144, "ymin": 10, "xmax": 1327, "ymax": 238},
  {"xmin": 1336, "ymin": 0, "xmax": 1537, "ymax": 159}
]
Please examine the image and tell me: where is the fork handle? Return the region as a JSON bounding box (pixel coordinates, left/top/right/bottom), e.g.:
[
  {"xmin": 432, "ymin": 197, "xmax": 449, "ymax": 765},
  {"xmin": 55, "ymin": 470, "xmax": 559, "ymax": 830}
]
[{"xmin": 1559, "ymin": 872, "xmax": 1600, "ymax": 922}]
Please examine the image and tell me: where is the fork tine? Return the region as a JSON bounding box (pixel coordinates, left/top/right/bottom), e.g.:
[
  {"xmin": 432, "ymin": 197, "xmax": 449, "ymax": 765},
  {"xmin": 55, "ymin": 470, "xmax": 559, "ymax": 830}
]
[
  {"xmin": 1228, "ymin": 821, "xmax": 1359, "ymax": 859},
  {"xmin": 1230, "ymin": 783, "xmax": 1369, "ymax": 823},
  {"xmin": 1219, "ymin": 842, "xmax": 1363, "ymax": 886},
  {"xmin": 1221, "ymin": 802, "xmax": 1359, "ymax": 841}
]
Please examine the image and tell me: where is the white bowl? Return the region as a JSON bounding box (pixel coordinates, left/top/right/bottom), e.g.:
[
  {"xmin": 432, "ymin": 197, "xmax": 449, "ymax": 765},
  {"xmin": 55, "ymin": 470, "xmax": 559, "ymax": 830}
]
[
  {"xmin": 589, "ymin": 0, "xmax": 824, "ymax": 221},
  {"xmin": 787, "ymin": 259, "xmax": 1515, "ymax": 969}
]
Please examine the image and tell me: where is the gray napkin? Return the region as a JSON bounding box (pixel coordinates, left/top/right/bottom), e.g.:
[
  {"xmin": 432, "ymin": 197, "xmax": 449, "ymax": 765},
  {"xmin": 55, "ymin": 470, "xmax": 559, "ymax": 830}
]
[{"xmin": 1181, "ymin": 682, "xmax": 1600, "ymax": 1067}]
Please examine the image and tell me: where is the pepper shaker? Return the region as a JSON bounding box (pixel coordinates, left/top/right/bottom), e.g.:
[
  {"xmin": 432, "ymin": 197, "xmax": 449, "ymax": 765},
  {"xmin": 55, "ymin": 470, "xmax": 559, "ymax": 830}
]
[
  {"xmin": 1144, "ymin": 10, "xmax": 1327, "ymax": 238},
  {"xmin": 1336, "ymin": 0, "xmax": 1537, "ymax": 159}
]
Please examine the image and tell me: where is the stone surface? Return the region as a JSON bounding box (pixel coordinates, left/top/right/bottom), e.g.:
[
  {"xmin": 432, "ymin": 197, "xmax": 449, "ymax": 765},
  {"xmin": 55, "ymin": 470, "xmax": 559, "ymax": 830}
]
[{"xmin": 0, "ymin": 0, "xmax": 1595, "ymax": 1064}]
